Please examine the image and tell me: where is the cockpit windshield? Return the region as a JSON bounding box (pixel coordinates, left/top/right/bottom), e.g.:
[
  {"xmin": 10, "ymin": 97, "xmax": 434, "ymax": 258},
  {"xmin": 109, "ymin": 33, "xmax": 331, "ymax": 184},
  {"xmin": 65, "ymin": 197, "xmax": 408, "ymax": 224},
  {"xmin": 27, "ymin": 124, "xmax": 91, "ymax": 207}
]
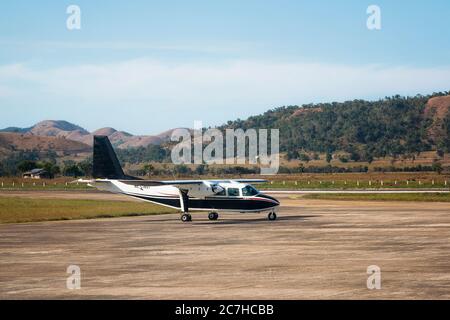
[{"xmin": 242, "ymin": 185, "xmax": 259, "ymax": 196}]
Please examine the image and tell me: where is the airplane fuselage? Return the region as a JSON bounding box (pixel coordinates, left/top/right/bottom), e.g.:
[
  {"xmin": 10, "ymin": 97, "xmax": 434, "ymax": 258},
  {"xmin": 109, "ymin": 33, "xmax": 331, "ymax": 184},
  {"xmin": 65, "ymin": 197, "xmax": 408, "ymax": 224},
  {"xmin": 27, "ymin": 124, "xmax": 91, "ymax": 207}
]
[{"xmin": 90, "ymin": 180, "xmax": 280, "ymax": 213}]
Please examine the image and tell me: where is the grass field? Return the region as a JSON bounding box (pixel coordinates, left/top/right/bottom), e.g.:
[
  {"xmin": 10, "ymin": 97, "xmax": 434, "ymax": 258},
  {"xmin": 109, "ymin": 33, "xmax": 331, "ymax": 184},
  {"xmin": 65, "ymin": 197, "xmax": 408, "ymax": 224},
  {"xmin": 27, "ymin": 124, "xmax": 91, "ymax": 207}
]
[
  {"xmin": 0, "ymin": 178, "xmax": 92, "ymax": 191},
  {"xmin": 258, "ymin": 180, "xmax": 449, "ymax": 190},
  {"xmin": 0, "ymin": 197, "xmax": 176, "ymax": 224},
  {"xmin": 1, "ymin": 172, "xmax": 449, "ymax": 191},
  {"xmin": 303, "ymin": 193, "xmax": 450, "ymax": 202}
]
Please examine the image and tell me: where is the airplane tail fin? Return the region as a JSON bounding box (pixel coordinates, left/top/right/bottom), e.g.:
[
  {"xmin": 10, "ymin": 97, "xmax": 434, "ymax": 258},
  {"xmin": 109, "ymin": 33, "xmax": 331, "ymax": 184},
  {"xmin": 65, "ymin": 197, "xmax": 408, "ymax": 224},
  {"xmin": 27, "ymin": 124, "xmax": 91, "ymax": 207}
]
[{"xmin": 93, "ymin": 135, "xmax": 126, "ymax": 179}]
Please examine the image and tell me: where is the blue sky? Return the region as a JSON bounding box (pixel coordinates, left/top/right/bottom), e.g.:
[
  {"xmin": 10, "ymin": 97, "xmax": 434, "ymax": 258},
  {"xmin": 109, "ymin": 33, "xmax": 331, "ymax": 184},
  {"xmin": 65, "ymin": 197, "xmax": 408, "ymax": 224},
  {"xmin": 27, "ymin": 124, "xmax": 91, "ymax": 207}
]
[{"xmin": 1, "ymin": 0, "xmax": 450, "ymax": 134}]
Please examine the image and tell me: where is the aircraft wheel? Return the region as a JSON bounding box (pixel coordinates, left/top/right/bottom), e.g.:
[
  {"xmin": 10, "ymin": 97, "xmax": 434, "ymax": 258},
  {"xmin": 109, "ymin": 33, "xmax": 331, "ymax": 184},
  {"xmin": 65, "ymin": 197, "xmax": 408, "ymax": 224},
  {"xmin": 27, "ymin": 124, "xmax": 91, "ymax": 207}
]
[
  {"xmin": 268, "ymin": 211, "xmax": 277, "ymax": 221},
  {"xmin": 208, "ymin": 212, "xmax": 219, "ymax": 220},
  {"xmin": 181, "ymin": 213, "xmax": 192, "ymax": 222}
]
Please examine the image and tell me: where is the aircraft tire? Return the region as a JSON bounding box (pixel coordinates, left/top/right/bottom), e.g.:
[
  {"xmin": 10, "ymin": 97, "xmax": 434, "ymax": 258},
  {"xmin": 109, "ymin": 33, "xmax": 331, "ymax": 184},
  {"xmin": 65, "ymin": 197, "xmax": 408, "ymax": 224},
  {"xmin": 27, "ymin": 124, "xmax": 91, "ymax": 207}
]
[
  {"xmin": 181, "ymin": 213, "xmax": 192, "ymax": 222},
  {"xmin": 268, "ymin": 212, "xmax": 277, "ymax": 221},
  {"xmin": 208, "ymin": 212, "xmax": 219, "ymax": 220}
]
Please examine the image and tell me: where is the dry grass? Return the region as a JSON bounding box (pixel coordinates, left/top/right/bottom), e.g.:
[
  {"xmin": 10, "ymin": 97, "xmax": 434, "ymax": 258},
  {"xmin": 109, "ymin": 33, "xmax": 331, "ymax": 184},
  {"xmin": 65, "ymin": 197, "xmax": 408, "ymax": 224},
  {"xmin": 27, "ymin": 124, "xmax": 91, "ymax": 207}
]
[
  {"xmin": 0, "ymin": 197, "xmax": 176, "ymax": 224},
  {"xmin": 303, "ymin": 193, "xmax": 450, "ymax": 202}
]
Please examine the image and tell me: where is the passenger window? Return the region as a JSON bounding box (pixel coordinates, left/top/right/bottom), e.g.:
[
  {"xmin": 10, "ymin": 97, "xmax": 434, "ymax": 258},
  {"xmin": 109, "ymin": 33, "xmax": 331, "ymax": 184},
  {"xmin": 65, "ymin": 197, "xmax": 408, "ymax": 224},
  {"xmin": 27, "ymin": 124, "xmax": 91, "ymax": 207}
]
[{"xmin": 227, "ymin": 188, "xmax": 240, "ymax": 197}]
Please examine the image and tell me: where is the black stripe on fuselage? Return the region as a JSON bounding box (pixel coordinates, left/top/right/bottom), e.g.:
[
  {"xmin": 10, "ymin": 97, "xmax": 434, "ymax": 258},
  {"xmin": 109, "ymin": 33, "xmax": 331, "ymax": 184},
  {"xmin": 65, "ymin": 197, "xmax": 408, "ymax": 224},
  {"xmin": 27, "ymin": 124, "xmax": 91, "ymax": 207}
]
[{"xmin": 128, "ymin": 194, "xmax": 279, "ymax": 211}]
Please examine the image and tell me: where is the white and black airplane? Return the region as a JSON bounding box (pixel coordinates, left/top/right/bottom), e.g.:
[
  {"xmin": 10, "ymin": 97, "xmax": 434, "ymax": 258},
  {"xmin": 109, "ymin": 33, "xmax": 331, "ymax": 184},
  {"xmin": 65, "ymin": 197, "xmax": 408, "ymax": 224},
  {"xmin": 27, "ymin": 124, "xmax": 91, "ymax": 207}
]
[{"xmin": 80, "ymin": 136, "xmax": 280, "ymax": 222}]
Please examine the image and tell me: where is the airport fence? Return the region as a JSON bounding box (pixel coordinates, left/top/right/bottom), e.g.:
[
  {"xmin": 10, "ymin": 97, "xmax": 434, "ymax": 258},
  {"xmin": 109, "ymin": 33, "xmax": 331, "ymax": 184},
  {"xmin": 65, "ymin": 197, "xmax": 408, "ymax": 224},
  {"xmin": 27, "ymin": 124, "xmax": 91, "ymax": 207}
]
[
  {"xmin": 259, "ymin": 179, "xmax": 449, "ymax": 190},
  {"xmin": 0, "ymin": 178, "xmax": 449, "ymax": 191}
]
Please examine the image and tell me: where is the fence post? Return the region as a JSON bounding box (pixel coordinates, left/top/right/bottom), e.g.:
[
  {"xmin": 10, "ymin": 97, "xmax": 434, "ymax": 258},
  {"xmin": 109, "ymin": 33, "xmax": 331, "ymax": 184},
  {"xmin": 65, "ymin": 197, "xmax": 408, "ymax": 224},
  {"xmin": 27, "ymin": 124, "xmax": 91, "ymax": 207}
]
[
  {"xmin": 432, "ymin": 180, "xmax": 434, "ymax": 185},
  {"xmin": 406, "ymin": 180, "xmax": 409, "ymax": 186},
  {"xmin": 369, "ymin": 181, "xmax": 372, "ymax": 186},
  {"xmin": 381, "ymin": 180, "xmax": 383, "ymax": 186},
  {"xmin": 357, "ymin": 181, "xmax": 360, "ymax": 186},
  {"xmin": 295, "ymin": 181, "xmax": 298, "ymax": 185}
]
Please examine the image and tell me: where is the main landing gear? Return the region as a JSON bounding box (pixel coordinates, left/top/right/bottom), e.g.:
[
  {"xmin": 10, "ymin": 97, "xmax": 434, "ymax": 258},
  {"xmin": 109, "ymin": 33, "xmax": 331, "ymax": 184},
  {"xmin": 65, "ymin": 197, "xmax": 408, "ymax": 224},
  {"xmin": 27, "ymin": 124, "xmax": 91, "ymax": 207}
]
[
  {"xmin": 268, "ymin": 211, "xmax": 277, "ymax": 221},
  {"xmin": 208, "ymin": 212, "xmax": 219, "ymax": 221},
  {"xmin": 181, "ymin": 213, "xmax": 192, "ymax": 222}
]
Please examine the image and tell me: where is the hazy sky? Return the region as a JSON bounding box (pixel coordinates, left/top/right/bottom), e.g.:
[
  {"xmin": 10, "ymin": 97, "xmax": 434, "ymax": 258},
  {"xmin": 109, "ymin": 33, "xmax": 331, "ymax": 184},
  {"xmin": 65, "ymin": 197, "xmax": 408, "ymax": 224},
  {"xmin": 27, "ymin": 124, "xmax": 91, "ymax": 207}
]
[{"xmin": 1, "ymin": 0, "xmax": 450, "ymax": 134}]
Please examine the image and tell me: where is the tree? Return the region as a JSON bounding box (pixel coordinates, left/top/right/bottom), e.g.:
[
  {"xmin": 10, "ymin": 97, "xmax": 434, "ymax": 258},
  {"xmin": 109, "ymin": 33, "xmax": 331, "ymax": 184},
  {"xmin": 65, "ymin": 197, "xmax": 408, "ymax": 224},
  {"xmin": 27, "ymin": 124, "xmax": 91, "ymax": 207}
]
[
  {"xmin": 174, "ymin": 164, "xmax": 191, "ymax": 176},
  {"xmin": 298, "ymin": 153, "xmax": 310, "ymax": 162},
  {"xmin": 349, "ymin": 150, "xmax": 361, "ymax": 162},
  {"xmin": 286, "ymin": 150, "xmax": 299, "ymax": 160},
  {"xmin": 63, "ymin": 164, "xmax": 83, "ymax": 177},
  {"xmin": 78, "ymin": 158, "xmax": 93, "ymax": 177},
  {"xmin": 142, "ymin": 164, "xmax": 155, "ymax": 177},
  {"xmin": 38, "ymin": 161, "xmax": 60, "ymax": 178},
  {"xmin": 432, "ymin": 161, "xmax": 443, "ymax": 174},
  {"xmin": 17, "ymin": 160, "xmax": 37, "ymax": 173},
  {"xmin": 195, "ymin": 164, "xmax": 206, "ymax": 175},
  {"xmin": 326, "ymin": 152, "xmax": 332, "ymax": 163}
]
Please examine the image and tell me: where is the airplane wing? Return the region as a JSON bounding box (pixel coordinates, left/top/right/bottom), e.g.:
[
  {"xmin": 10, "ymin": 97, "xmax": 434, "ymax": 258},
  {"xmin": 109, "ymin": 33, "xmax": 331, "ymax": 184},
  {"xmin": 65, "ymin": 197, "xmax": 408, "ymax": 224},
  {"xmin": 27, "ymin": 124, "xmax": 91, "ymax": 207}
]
[
  {"xmin": 118, "ymin": 180, "xmax": 165, "ymax": 186},
  {"xmin": 118, "ymin": 179, "xmax": 268, "ymax": 187},
  {"xmin": 231, "ymin": 179, "xmax": 268, "ymax": 184}
]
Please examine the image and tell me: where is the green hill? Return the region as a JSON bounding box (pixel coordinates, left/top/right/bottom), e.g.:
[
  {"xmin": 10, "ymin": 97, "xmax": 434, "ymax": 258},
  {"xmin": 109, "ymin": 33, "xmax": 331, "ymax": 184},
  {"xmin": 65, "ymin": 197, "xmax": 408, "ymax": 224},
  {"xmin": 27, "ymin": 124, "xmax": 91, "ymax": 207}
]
[{"xmin": 220, "ymin": 92, "xmax": 450, "ymax": 161}]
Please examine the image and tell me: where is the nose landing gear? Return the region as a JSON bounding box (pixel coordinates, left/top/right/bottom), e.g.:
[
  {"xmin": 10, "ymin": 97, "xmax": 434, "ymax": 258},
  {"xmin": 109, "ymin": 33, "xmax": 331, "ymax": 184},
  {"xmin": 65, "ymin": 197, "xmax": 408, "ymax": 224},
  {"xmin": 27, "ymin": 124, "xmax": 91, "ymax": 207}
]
[{"xmin": 268, "ymin": 211, "xmax": 277, "ymax": 221}]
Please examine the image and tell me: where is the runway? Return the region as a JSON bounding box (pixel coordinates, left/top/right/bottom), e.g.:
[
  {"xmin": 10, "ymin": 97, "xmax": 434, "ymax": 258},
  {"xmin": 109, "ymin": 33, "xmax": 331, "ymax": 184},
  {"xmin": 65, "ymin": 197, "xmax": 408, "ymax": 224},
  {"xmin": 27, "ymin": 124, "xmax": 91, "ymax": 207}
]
[
  {"xmin": 266, "ymin": 190, "xmax": 450, "ymax": 194},
  {"xmin": 1, "ymin": 195, "xmax": 450, "ymax": 299}
]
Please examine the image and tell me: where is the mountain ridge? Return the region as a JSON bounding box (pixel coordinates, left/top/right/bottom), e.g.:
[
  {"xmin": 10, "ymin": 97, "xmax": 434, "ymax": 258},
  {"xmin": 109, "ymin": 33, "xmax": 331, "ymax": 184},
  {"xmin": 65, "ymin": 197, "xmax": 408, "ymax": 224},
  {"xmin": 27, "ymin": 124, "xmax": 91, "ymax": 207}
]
[
  {"xmin": 0, "ymin": 120, "xmax": 180, "ymax": 149},
  {"xmin": 1, "ymin": 92, "xmax": 449, "ymax": 162}
]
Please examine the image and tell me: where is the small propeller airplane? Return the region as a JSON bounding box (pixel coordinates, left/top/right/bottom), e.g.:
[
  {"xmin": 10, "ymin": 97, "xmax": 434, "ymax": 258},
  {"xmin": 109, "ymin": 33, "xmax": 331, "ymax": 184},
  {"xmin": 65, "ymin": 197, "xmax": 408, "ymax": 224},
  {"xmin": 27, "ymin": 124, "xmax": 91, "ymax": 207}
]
[{"xmin": 78, "ymin": 136, "xmax": 280, "ymax": 222}]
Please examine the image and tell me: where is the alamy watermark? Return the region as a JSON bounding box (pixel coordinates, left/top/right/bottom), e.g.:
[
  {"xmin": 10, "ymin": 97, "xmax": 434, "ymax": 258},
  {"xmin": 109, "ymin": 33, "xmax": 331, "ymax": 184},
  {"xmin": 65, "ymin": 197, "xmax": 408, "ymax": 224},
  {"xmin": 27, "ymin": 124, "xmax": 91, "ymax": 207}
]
[
  {"xmin": 66, "ymin": 5, "xmax": 81, "ymax": 30},
  {"xmin": 171, "ymin": 121, "xmax": 279, "ymax": 175},
  {"xmin": 367, "ymin": 5, "xmax": 381, "ymax": 30},
  {"xmin": 367, "ymin": 265, "xmax": 381, "ymax": 290},
  {"xmin": 66, "ymin": 265, "xmax": 81, "ymax": 290}
]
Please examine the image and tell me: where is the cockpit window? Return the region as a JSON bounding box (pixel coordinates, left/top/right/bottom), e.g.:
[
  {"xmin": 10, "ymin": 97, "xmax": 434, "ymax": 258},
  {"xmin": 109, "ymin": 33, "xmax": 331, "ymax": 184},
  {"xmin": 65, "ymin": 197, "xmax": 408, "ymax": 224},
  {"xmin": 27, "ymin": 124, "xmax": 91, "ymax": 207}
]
[
  {"xmin": 227, "ymin": 188, "xmax": 240, "ymax": 197},
  {"xmin": 215, "ymin": 189, "xmax": 226, "ymax": 196},
  {"xmin": 242, "ymin": 185, "xmax": 259, "ymax": 196}
]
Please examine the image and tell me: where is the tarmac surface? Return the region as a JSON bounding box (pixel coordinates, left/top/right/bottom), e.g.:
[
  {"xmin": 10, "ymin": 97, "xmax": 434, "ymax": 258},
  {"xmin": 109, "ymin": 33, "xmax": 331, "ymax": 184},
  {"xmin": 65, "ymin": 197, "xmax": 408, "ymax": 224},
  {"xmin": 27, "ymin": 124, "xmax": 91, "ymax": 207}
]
[{"xmin": 1, "ymin": 193, "xmax": 450, "ymax": 299}]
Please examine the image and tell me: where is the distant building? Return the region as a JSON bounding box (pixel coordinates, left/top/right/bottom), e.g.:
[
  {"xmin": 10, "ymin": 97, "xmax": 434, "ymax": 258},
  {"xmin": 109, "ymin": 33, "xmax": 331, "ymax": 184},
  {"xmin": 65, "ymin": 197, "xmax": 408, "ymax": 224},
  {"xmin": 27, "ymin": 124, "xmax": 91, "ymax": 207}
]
[{"xmin": 22, "ymin": 168, "xmax": 51, "ymax": 179}]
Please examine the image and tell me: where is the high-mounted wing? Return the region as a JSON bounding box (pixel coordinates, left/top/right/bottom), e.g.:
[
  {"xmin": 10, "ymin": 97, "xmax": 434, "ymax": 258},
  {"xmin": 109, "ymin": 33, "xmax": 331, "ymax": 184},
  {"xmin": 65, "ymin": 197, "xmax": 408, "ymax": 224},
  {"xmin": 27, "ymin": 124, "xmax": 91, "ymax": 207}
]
[
  {"xmin": 118, "ymin": 179, "xmax": 267, "ymax": 187},
  {"xmin": 232, "ymin": 179, "xmax": 268, "ymax": 184},
  {"xmin": 118, "ymin": 180, "xmax": 165, "ymax": 186},
  {"xmin": 160, "ymin": 179, "xmax": 267, "ymax": 185}
]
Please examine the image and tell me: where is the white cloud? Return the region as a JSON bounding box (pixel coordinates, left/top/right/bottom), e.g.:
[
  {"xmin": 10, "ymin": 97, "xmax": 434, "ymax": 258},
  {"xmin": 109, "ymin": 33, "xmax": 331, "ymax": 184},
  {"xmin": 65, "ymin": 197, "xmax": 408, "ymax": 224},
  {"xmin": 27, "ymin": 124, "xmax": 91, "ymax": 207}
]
[
  {"xmin": 1, "ymin": 59, "xmax": 449, "ymax": 103},
  {"xmin": 1, "ymin": 59, "xmax": 450, "ymax": 130}
]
